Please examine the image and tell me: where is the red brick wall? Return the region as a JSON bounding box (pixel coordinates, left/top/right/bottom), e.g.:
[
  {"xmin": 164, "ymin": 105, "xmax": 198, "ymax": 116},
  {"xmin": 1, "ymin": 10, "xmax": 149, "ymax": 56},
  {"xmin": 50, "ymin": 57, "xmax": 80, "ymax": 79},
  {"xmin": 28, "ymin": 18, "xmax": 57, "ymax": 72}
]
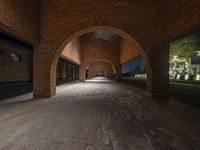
[
  {"xmin": 39, "ymin": 0, "xmax": 160, "ymax": 51},
  {"xmin": 80, "ymin": 35, "xmax": 120, "ymax": 67},
  {"xmin": 0, "ymin": 1, "xmax": 198, "ymax": 99},
  {"xmin": 34, "ymin": 0, "xmax": 161, "ymax": 98},
  {"xmin": 158, "ymin": 0, "xmax": 200, "ymax": 40},
  {"xmin": 0, "ymin": 39, "xmax": 32, "ymax": 82},
  {"xmin": 33, "ymin": 0, "xmax": 198, "ymax": 98},
  {"xmin": 0, "ymin": 0, "xmax": 40, "ymax": 41},
  {"xmin": 120, "ymin": 39, "xmax": 142, "ymax": 64},
  {"xmin": 61, "ymin": 38, "xmax": 81, "ymax": 65}
]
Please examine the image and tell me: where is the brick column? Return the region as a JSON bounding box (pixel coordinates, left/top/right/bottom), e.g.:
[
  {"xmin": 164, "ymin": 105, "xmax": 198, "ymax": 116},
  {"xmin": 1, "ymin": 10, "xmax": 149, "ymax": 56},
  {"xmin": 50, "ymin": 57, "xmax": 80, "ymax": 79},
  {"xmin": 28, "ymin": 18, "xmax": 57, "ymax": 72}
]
[
  {"xmin": 61, "ymin": 63, "xmax": 66, "ymax": 79},
  {"xmin": 77, "ymin": 66, "xmax": 79, "ymax": 80},
  {"xmin": 68, "ymin": 65, "xmax": 72, "ymax": 79},
  {"xmin": 68, "ymin": 64, "xmax": 71, "ymax": 79},
  {"xmin": 73, "ymin": 66, "xmax": 76, "ymax": 79},
  {"xmin": 79, "ymin": 65, "xmax": 85, "ymax": 82},
  {"xmin": 56, "ymin": 63, "xmax": 60, "ymax": 79},
  {"xmin": 71, "ymin": 66, "xmax": 74, "ymax": 79},
  {"xmin": 75, "ymin": 66, "xmax": 78, "ymax": 80},
  {"xmin": 58, "ymin": 61, "xmax": 62, "ymax": 79},
  {"xmin": 33, "ymin": 51, "xmax": 56, "ymax": 98},
  {"xmin": 65, "ymin": 63, "xmax": 69, "ymax": 79},
  {"xmin": 149, "ymin": 43, "xmax": 169, "ymax": 99},
  {"xmin": 70, "ymin": 66, "xmax": 73, "ymax": 79},
  {"xmin": 115, "ymin": 65, "xmax": 121, "ymax": 82}
]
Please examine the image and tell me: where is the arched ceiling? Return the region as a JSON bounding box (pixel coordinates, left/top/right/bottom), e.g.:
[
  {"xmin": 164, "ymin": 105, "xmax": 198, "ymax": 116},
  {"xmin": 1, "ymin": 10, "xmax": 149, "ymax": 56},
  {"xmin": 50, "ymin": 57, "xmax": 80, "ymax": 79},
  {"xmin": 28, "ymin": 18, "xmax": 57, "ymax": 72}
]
[
  {"xmin": 83, "ymin": 32, "xmax": 122, "ymax": 44},
  {"xmin": 61, "ymin": 31, "xmax": 141, "ymax": 66}
]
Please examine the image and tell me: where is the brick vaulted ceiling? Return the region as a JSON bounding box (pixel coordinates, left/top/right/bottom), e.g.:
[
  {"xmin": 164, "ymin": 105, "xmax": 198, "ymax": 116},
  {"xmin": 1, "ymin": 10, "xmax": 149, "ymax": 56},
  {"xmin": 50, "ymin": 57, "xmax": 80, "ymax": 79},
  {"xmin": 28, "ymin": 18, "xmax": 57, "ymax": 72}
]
[{"xmin": 0, "ymin": 0, "xmax": 198, "ymax": 44}]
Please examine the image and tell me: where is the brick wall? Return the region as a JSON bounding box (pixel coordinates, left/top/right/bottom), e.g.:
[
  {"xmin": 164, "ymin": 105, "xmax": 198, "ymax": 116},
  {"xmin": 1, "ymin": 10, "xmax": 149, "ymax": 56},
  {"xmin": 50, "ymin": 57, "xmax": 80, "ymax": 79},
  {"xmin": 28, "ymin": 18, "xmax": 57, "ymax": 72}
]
[
  {"xmin": 0, "ymin": 0, "xmax": 198, "ymax": 98},
  {"xmin": 80, "ymin": 34, "xmax": 120, "ymax": 67},
  {"xmin": 0, "ymin": 0, "xmax": 40, "ymax": 41},
  {"xmin": 33, "ymin": 0, "xmax": 161, "ymax": 98},
  {"xmin": 0, "ymin": 39, "xmax": 32, "ymax": 82},
  {"xmin": 158, "ymin": 0, "xmax": 200, "ymax": 40},
  {"xmin": 39, "ymin": 0, "xmax": 160, "ymax": 51},
  {"xmin": 61, "ymin": 38, "xmax": 81, "ymax": 65},
  {"xmin": 32, "ymin": 0, "xmax": 198, "ymax": 98},
  {"xmin": 120, "ymin": 39, "xmax": 142, "ymax": 64}
]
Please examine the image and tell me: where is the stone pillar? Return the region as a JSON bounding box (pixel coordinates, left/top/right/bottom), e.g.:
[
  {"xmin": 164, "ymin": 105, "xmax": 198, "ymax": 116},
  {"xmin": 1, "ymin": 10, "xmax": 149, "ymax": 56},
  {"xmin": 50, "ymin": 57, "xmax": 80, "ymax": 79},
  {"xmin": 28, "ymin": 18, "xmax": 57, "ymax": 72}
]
[{"xmin": 149, "ymin": 43, "xmax": 169, "ymax": 99}]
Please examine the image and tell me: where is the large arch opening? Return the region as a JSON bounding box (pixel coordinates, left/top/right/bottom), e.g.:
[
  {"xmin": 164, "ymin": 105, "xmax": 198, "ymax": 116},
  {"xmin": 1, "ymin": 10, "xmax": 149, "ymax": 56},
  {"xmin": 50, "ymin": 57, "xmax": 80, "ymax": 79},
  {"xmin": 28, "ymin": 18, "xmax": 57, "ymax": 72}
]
[{"xmin": 50, "ymin": 26, "xmax": 152, "ymax": 97}]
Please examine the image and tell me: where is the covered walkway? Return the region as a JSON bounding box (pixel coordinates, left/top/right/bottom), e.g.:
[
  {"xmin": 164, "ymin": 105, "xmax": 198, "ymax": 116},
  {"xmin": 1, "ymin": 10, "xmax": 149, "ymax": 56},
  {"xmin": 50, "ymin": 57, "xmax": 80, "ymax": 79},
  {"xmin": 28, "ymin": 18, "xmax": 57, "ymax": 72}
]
[{"xmin": 0, "ymin": 82, "xmax": 200, "ymax": 150}]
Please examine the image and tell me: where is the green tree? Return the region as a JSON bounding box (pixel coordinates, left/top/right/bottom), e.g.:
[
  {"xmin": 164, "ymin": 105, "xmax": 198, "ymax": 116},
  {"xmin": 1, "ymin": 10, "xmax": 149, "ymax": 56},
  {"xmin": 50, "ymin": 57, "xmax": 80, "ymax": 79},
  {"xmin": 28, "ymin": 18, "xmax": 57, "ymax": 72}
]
[
  {"xmin": 169, "ymin": 34, "xmax": 200, "ymax": 77},
  {"xmin": 170, "ymin": 34, "xmax": 200, "ymax": 60}
]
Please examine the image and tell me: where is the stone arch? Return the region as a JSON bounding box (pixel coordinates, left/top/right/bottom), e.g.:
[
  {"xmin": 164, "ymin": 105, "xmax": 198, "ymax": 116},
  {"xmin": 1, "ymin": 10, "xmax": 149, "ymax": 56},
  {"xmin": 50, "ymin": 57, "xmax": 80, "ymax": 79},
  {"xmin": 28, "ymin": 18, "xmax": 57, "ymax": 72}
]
[{"xmin": 40, "ymin": 26, "xmax": 152, "ymax": 97}]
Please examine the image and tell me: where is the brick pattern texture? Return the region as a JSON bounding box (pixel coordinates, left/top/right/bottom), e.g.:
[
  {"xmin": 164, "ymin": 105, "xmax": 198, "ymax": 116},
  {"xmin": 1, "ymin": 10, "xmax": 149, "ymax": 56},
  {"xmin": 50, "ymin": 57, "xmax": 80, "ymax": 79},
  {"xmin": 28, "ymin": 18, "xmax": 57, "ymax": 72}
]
[
  {"xmin": 0, "ymin": 39, "xmax": 32, "ymax": 82},
  {"xmin": 0, "ymin": 0, "xmax": 199, "ymax": 99},
  {"xmin": 87, "ymin": 61, "xmax": 113, "ymax": 79},
  {"xmin": 0, "ymin": 0, "xmax": 40, "ymax": 42}
]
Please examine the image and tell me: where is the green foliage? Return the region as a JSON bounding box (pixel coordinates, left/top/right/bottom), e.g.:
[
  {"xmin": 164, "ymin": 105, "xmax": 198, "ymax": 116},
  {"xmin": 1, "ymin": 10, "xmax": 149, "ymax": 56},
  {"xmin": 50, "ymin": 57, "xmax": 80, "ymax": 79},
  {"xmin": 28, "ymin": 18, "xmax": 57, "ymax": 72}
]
[{"xmin": 170, "ymin": 34, "xmax": 200, "ymax": 60}]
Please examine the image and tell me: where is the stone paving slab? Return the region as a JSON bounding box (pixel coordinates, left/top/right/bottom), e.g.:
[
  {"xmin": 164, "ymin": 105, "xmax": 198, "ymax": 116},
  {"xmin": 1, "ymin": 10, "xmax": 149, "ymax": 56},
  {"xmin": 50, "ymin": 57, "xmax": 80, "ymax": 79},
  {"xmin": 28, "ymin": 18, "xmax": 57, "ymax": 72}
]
[{"xmin": 0, "ymin": 82, "xmax": 200, "ymax": 150}]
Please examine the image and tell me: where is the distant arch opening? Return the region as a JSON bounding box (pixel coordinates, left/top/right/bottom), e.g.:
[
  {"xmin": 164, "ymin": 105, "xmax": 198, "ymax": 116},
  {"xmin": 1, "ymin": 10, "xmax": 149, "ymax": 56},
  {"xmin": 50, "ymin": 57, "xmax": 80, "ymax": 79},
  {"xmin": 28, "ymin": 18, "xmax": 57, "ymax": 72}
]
[{"xmin": 85, "ymin": 59, "xmax": 116, "ymax": 81}]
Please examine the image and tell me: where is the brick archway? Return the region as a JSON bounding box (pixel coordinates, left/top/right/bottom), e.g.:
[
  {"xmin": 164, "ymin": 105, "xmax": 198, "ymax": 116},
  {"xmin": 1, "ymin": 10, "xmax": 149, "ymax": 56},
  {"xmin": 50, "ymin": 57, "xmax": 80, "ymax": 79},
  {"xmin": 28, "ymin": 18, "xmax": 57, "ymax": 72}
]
[
  {"xmin": 85, "ymin": 59, "xmax": 116, "ymax": 80},
  {"xmin": 87, "ymin": 61, "xmax": 113, "ymax": 79},
  {"xmin": 90, "ymin": 69, "xmax": 110, "ymax": 78},
  {"xmin": 35, "ymin": 26, "xmax": 152, "ymax": 98}
]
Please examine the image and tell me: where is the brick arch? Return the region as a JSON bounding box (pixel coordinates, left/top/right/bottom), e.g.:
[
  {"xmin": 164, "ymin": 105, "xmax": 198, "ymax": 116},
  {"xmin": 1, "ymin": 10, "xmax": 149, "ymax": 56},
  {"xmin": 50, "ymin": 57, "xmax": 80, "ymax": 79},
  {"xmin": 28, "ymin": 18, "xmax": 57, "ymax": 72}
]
[
  {"xmin": 90, "ymin": 68, "xmax": 110, "ymax": 77},
  {"xmin": 84, "ymin": 59, "xmax": 117, "ymax": 80},
  {"xmin": 90, "ymin": 69, "xmax": 110, "ymax": 78},
  {"xmin": 34, "ymin": 26, "xmax": 152, "ymax": 98},
  {"xmin": 87, "ymin": 61, "xmax": 114, "ymax": 79},
  {"xmin": 88, "ymin": 66, "xmax": 113, "ymax": 79}
]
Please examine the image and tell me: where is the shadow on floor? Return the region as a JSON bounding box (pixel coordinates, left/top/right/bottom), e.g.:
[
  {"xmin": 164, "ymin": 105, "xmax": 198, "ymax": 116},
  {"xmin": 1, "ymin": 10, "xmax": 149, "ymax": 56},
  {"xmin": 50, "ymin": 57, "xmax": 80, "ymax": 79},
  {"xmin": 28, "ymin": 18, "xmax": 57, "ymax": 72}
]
[
  {"xmin": 0, "ymin": 79, "xmax": 78, "ymax": 103},
  {"xmin": 0, "ymin": 81, "xmax": 33, "ymax": 101},
  {"xmin": 121, "ymin": 78, "xmax": 200, "ymax": 108}
]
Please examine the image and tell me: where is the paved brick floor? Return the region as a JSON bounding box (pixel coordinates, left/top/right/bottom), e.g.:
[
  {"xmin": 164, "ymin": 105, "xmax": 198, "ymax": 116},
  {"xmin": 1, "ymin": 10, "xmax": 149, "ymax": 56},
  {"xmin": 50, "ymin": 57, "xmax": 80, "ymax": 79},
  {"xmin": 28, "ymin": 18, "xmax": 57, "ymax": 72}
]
[{"xmin": 0, "ymin": 79, "xmax": 200, "ymax": 150}]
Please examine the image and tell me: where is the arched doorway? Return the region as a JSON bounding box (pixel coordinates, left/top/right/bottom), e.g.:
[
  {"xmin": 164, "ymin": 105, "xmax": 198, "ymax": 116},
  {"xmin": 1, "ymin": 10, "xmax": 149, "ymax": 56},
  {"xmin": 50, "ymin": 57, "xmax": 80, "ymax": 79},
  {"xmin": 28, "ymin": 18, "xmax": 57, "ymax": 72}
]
[{"xmin": 35, "ymin": 26, "xmax": 152, "ymax": 98}]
